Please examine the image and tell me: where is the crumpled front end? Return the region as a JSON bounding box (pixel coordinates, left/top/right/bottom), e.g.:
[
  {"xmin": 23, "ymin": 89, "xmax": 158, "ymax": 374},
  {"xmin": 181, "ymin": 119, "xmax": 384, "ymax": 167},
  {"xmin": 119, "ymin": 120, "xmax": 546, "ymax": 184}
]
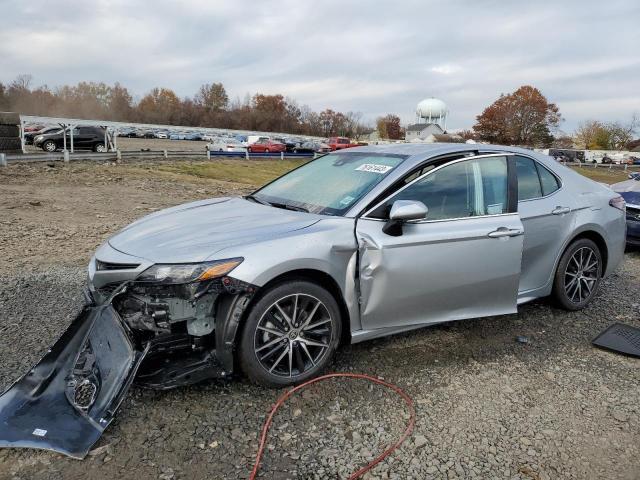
[{"xmin": 0, "ymin": 304, "xmax": 147, "ymax": 459}]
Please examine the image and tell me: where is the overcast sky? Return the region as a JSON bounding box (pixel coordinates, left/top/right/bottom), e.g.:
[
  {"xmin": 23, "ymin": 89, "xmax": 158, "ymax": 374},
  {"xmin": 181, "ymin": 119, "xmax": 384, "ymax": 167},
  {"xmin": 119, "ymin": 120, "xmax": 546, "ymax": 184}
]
[{"xmin": 1, "ymin": 0, "xmax": 638, "ymax": 131}]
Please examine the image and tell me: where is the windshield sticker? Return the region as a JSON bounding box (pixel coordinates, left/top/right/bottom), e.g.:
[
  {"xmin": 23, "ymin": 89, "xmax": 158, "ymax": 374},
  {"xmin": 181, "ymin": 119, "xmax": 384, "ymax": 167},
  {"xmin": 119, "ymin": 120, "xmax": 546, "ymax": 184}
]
[
  {"xmin": 339, "ymin": 195, "xmax": 355, "ymax": 205},
  {"xmin": 356, "ymin": 164, "xmax": 393, "ymax": 174}
]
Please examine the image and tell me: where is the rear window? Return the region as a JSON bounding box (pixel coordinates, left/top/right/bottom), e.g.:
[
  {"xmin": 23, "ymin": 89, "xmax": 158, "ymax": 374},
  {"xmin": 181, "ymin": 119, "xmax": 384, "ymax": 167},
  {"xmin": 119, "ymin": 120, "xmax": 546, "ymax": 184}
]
[
  {"xmin": 515, "ymin": 156, "xmax": 560, "ymax": 200},
  {"xmin": 537, "ymin": 163, "xmax": 560, "ymax": 195}
]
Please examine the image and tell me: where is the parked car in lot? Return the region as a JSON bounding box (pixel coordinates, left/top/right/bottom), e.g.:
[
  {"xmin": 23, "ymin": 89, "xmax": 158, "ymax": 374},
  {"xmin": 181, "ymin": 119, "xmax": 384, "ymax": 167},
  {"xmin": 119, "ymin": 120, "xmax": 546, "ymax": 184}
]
[
  {"xmin": 205, "ymin": 138, "xmax": 246, "ymax": 152},
  {"xmin": 611, "ymin": 172, "xmax": 640, "ymax": 247},
  {"xmin": 294, "ymin": 141, "xmax": 331, "ymax": 153},
  {"xmin": 154, "ymin": 130, "xmax": 169, "ymax": 139},
  {"xmin": 327, "ymin": 136, "xmax": 358, "ymax": 150},
  {"xmin": 247, "ymin": 138, "xmax": 286, "ymax": 153},
  {"xmin": 24, "ymin": 126, "xmax": 62, "ymax": 145},
  {"xmin": 117, "ymin": 128, "xmax": 135, "ymax": 137},
  {"xmin": 23, "ymin": 124, "xmax": 44, "ymax": 132},
  {"xmin": 247, "ymin": 135, "xmax": 270, "ymax": 145},
  {"xmin": 34, "ymin": 126, "xmax": 109, "ymax": 152}
]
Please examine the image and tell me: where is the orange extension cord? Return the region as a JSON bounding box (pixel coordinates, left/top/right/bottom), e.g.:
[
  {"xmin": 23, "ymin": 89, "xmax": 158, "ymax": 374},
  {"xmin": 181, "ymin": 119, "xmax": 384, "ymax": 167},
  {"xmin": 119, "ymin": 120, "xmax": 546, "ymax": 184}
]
[{"xmin": 248, "ymin": 373, "xmax": 416, "ymax": 480}]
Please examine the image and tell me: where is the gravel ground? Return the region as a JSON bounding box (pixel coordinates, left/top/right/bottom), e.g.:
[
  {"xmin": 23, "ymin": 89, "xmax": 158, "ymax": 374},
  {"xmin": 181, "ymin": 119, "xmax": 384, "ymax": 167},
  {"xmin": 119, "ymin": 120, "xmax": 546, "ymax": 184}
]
[{"xmin": 0, "ymin": 161, "xmax": 638, "ymax": 479}]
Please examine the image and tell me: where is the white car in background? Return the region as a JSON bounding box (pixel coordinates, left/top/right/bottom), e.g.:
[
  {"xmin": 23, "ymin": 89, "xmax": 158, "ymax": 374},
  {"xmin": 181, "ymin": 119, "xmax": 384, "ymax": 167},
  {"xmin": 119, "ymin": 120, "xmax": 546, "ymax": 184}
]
[{"xmin": 205, "ymin": 138, "xmax": 247, "ymax": 152}]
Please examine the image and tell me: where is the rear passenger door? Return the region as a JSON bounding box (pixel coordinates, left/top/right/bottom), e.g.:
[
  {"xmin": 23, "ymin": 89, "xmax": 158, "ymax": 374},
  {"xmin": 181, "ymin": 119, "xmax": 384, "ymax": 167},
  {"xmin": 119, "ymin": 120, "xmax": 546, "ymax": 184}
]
[
  {"xmin": 515, "ymin": 155, "xmax": 576, "ymax": 298},
  {"xmin": 74, "ymin": 127, "xmax": 93, "ymax": 148}
]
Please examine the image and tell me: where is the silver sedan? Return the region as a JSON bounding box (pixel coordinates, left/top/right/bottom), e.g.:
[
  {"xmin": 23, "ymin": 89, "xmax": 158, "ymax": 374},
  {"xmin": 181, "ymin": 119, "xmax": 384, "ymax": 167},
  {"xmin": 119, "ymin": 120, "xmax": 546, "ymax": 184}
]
[{"xmin": 87, "ymin": 144, "xmax": 626, "ymax": 388}]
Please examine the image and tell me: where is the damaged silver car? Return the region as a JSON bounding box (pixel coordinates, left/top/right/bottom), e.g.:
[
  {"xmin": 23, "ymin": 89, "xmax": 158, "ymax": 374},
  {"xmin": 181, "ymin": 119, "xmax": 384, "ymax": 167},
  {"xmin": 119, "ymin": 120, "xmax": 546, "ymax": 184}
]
[{"xmin": 0, "ymin": 144, "xmax": 627, "ymax": 457}]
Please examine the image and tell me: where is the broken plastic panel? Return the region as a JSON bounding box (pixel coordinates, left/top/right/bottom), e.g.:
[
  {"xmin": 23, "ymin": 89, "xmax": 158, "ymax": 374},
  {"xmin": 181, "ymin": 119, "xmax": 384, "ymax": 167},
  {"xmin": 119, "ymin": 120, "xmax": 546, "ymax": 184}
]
[{"xmin": 0, "ymin": 305, "xmax": 147, "ymax": 459}]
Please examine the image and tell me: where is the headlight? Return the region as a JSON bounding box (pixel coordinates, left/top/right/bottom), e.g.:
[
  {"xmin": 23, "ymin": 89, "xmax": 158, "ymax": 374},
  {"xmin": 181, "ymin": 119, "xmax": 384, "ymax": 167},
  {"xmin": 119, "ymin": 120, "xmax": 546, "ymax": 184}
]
[
  {"xmin": 136, "ymin": 258, "xmax": 243, "ymax": 284},
  {"xmin": 35, "ymin": 135, "xmax": 44, "ymax": 141}
]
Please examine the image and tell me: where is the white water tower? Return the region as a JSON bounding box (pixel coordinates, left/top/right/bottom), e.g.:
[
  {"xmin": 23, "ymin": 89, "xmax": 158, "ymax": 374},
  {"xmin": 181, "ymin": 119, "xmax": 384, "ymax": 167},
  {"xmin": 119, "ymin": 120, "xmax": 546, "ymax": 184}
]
[{"xmin": 416, "ymin": 97, "xmax": 448, "ymax": 130}]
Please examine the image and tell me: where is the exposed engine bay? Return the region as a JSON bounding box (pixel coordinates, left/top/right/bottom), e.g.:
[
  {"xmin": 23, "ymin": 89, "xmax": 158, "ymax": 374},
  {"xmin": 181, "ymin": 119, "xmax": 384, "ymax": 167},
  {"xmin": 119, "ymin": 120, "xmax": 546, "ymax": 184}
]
[{"xmin": 108, "ymin": 276, "xmax": 257, "ymax": 389}]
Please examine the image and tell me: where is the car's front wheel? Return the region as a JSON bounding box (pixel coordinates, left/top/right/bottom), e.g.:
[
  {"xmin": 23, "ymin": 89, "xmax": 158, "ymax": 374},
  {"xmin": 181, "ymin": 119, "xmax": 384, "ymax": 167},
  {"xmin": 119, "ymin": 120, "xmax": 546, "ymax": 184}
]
[
  {"xmin": 93, "ymin": 143, "xmax": 106, "ymax": 152},
  {"xmin": 42, "ymin": 140, "xmax": 57, "ymax": 152},
  {"xmin": 552, "ymin": 238, "xmax": 603, "ymax": 310},
  {"xmin": 239, "ymin": 280, "xmax": 342, "ymax": 387}
]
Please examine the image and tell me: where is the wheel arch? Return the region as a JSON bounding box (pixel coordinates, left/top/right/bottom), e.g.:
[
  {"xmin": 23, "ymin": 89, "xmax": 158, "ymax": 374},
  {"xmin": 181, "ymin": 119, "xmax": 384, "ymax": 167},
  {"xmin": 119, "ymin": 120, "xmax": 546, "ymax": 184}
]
[
  {"xmin": 564, "ymin": 228, "xmax": 609, "ymax": 274},
  {"xmin": 251, "ymin": 268, "xmax": 352, "ymax": 346},
  {"xmin": 215, "ymin": 268, "xmax": 352, "ymax": 375}
]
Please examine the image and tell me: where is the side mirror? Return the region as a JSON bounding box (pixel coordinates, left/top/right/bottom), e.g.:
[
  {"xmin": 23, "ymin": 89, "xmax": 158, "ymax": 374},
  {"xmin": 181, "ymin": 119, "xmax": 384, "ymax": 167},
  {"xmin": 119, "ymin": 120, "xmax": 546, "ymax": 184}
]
[{"xmin": 382, "ymin": 200, "xmax": 428, "ymax": 236}]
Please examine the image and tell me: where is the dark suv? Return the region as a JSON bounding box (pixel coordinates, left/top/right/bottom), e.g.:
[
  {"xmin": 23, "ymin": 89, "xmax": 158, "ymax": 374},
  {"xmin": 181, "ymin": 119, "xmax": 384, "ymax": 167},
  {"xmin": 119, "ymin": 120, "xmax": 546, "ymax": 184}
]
[{"xmin": 34, "ymin": 126, "xmax": 108, "ymax": 152}]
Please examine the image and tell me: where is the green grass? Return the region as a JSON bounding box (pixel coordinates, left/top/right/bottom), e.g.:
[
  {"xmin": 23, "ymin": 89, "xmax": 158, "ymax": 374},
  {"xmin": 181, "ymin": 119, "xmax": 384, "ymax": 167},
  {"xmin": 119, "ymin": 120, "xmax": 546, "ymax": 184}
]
[
  {"xmin": 569, "ymin": 166, "xmax": 635, "ymax": 184},
  {"xmin": 136, "ymin": 159, "xmax": 308, "ymax": 186},
  {"xmin": 132, "ymin": 158, "xmax": 636, "ymax": 189}
]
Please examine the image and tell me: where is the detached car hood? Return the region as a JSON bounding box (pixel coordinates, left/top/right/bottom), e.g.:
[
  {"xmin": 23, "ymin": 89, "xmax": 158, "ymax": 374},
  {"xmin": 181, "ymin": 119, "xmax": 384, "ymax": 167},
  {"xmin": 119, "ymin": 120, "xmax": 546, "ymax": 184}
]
[{"xmin": 108, "ymin": 197, "xmax": 320, "ymax": 263}]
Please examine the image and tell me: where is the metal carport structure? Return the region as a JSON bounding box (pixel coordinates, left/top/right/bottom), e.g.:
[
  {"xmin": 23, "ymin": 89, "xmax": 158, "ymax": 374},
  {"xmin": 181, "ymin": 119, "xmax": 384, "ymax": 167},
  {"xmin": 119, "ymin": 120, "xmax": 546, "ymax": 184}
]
[{"xmin": 18, "ymin": 115, "xmax": 323, "ymax": 154}]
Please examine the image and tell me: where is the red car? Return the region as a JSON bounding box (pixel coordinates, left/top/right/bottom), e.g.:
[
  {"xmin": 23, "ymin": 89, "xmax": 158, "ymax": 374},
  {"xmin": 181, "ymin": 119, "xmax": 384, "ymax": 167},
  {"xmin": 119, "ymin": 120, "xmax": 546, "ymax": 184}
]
[
  {"xmin": 327, "ymin": 137, "xmax": 357, "ymax": 151},
  {"xmin": 247, "ymin": 139, "xmax": 286, "ymax": 153}
]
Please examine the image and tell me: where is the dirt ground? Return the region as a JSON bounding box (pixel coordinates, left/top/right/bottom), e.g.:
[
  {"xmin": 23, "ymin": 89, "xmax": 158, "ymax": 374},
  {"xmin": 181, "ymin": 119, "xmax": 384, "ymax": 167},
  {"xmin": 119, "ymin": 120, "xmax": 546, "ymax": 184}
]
[{"xmin": 0, "ymin": 160, "xmax": 638, "ymax": 479}]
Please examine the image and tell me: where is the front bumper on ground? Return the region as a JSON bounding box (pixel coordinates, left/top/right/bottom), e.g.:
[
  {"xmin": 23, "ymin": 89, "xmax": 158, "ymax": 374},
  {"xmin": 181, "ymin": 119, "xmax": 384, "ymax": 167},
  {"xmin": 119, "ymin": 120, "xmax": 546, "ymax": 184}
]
[{"xmin": 0, "ymin": 304, "xmax": 148, "ymax": 459}]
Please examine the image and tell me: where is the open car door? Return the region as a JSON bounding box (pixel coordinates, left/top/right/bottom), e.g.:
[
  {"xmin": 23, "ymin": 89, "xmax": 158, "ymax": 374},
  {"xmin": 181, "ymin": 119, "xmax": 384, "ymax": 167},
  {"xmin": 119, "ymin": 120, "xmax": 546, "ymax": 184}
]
[{"xmin": 356, "ymin": 154, "xmax": 524, "ymax": 332}]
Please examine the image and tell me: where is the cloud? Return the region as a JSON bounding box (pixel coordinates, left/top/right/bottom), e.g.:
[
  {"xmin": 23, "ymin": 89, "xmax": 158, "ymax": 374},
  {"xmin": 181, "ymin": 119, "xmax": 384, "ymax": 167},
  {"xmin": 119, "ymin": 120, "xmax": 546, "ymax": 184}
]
[
  {"xmin": 0, "ymin": 0, "xmax": 638, "ymax": 131},
  {"xmin": 431, "ymin": 65, "xmax": 463, "ymax": 75}
]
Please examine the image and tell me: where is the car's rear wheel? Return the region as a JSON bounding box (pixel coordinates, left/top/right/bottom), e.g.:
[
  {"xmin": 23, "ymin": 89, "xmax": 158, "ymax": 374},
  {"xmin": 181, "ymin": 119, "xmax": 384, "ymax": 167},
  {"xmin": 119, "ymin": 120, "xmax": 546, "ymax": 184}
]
[
  {"xmin": 93, "ymin": 143, "xmax": 106, "ymax": 152},
  {"xmin": 552, "ymin": 238, "xmax": 602, "ymax": 310},
  {"xmin": 42, "ymin": 140, "xmax": 57, "ymax": 152},
  {"xmin": 239, "ymin": 281, "xmax": 341, "ymax": 387}
]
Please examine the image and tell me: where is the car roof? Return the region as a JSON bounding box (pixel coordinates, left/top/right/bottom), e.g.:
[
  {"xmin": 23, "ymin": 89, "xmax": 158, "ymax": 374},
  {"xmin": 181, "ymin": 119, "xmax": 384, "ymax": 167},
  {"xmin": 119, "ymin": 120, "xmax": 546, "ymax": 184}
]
[{"xmin": 349, "ymin": 142, "xmax": 535, "ymax": 158}]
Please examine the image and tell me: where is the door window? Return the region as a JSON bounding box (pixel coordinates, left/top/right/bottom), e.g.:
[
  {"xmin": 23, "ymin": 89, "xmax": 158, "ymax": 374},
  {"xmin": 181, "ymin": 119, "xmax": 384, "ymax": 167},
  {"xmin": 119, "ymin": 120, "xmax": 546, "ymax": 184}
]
[
  {"xmin": 516, "ymin": 156, "xmax": 542, "ymax": 200},
  {"xmin": 515, "ymin": 155, "xmax": 561, "ymax": 199},
  {"xmin": 368, "ymin": 156, "xmax": 508, "ymax": 221}
]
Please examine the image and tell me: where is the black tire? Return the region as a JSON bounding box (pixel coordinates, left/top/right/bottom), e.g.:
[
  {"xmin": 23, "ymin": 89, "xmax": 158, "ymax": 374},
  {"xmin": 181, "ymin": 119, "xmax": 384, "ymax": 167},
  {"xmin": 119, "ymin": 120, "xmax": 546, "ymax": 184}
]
[
  {"xmin": 93, "ymin": 142, "xmax": 106, "ymax": 152},
  {"xmin": 41, "ymin": 140, "xmax": 57, "ymax": 152},
  {"xmin": 552, "ymin": 238, "xmax": 603, "ymax": 310},
  {"xmin": 0, "ymin": 125, "xmax": 19, "ymax": 137},
  {"xmin": 0, "ymin": 137, "xmax": 22, "ymax": 150},
  {"xmin": 239, "ymin": 280, "xmax": 342, "ymax": 388}
]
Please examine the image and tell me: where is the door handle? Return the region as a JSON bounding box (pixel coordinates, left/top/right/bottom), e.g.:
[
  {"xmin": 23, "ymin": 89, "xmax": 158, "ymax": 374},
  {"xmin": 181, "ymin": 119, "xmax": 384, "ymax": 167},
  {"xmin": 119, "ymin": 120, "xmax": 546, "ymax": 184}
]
[
  {"xmin": 487, "ymin": 227, "xmax": 524, "ymax": 238},
  {"xmin": 551, "ymin": 206, "xmax": 571, "ymax": 215}
]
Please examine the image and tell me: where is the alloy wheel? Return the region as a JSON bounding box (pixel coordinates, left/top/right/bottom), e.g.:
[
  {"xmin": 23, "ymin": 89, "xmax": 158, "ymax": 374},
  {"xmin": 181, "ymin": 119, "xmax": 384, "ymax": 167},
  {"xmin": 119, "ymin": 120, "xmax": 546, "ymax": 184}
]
[
  {"xmin": 253, "ymin": 293, "xmax": 333, "ymax": 378},
  {"xmin": 564, "ymin": 246, "xmax": 599, "ymax": 304}
]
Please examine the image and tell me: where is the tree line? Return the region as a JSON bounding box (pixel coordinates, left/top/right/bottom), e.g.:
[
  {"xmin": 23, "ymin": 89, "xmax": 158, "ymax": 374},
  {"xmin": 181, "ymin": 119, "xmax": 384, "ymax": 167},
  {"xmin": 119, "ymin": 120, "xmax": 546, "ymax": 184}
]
[
  {"xmin": 0, "ymin": 74, "xmax": 370, "ymax": 138},
  {"xmin": 1, "ymin": 75, "xmax": 637, "ymax": 148},
  {"xmin": 472, "ymin": 85, "xmax": 638, "ymax": 150}
]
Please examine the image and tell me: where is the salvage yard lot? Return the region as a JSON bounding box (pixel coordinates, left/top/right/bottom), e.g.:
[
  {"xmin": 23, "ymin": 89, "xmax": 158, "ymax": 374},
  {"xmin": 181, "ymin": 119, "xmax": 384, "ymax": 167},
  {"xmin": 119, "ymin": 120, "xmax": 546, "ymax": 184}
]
[{"xmin": 0, "ymin": 159, "xmax": 638, "ymax": 479}]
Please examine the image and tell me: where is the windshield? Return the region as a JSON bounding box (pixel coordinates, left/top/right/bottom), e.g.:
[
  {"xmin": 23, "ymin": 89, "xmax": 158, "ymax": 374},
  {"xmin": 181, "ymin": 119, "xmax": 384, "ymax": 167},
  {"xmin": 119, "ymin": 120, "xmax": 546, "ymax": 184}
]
[{"xmin": 252, "ymin": 152, "xmax": 407, "ymax": 215}]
